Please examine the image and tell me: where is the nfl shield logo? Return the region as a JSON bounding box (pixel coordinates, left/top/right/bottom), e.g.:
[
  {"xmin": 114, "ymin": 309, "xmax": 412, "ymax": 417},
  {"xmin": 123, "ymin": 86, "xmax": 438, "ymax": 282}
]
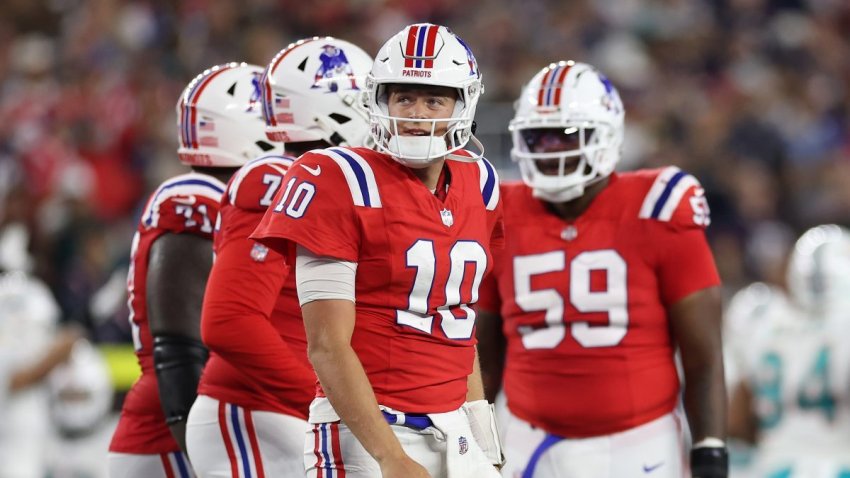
[
  {"xmin": 440, "ymin": 208, "xmax": 454, "ymax": 227},
  {"xmin": 458, "ymin": 436, "xmax": 468, "ymax": 455},
  {"xmin": 250, "ymin": 243, "xmax": 269, "ymax": 262}
]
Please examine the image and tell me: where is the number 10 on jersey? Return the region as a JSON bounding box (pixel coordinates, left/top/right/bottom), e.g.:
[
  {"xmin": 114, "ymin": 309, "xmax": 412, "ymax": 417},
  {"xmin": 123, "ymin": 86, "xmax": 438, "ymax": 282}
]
[{"xmin": 397, "ymin": 239, "xmax": 488, "ymax": 340}]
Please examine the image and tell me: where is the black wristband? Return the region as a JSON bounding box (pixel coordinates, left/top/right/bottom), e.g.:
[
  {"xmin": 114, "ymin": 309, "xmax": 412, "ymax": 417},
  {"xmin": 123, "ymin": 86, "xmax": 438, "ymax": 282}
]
[{"xmin": 690, "ymin": 447, "xmax": 728, "ymax": 478}]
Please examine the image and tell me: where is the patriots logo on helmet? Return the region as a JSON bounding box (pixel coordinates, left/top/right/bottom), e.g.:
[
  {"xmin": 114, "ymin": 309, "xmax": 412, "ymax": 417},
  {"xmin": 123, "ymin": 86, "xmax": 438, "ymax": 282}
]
[
  {"xmin": 454, "ymin": 35, "xmax": 479, "ymax": 78},
  {"xmin": 597, "ymin": 73, "xmax": 621, "ymax": 113},
  {"xmin": 312, "ymin": 45, "xmax": 359, "ymax": 93},
  {"xmin": 458, "ymin": 435, "xmax": 469, "ymax": 455},
  {"xmin": 248, "ymin": 72, "xmax": 263, "ymax": 112}
]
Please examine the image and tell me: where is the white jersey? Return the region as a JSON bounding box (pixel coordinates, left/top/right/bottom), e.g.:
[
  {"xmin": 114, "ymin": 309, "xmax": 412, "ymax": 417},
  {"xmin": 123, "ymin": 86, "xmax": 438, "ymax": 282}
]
[
  {"xmin": 739, "ymin": 307, "xmax": 850, "ymax": 474},
  {"xmin": 723, "ymin": 283, "xmax": 791, "ymax": 389},
  {"xmin": 0, "ymin": 271, "xmax": 61, "ymax": 477}
]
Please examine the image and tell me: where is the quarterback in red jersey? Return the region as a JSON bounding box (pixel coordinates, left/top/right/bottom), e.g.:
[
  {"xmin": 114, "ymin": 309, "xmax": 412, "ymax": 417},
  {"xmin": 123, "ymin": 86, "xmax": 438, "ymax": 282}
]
[
  {"xmin": 184, "ymin": 37, "xmax": 375, "ymax": 478},
  {"xmin": 477, "ymin": 61, "xmax": 728, "ymax": 478},
  {"xmin": 108, "ymin": 63, "xmax": 273, "ymax": 478},
  {"xmin": 252, "ymin": 23, "xmax": 504, "ymax": 478}
]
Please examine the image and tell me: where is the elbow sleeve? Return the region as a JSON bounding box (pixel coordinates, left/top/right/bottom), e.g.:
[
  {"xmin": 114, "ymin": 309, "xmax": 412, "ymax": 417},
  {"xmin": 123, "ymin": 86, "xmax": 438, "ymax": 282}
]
[{"xmin": 152, "ymin": 335, "xmax": 208, "ymax": 424}]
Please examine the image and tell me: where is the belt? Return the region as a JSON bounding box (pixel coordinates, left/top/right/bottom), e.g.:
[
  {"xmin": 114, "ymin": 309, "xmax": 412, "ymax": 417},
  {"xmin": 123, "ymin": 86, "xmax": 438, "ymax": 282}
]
[{"xmin": 381, "ymin": 410, "xmax": 433, "ymax": 431}]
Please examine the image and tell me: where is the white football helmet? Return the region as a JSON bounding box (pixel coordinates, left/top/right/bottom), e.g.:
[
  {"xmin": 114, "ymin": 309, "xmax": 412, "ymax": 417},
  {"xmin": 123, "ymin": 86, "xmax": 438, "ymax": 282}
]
[
  {"xmin": 786, "ymin": 224, "xmax": 850, "ymax": 317},
  {"xmin": 177, "ymin": 62, "xmax": 278, "ymax": 167},
  {"xmin": 510, "ymin": 61, "xmax": 624, "ymax": 202},
  {"xmin": 262, "ymin": 37, "xmax": 374, "ymax": 147},
  {"xmin": 365, "ymin": 23, "xmax": 484, "ymax": 167}
]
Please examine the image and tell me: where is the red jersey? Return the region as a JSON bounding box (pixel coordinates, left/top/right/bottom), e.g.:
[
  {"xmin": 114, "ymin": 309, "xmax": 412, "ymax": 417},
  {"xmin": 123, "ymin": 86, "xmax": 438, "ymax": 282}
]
[
  {"xmin": 478, "ymin": 167, "xmax": 720, "ymax": 437},
  {"xmin": 110, "ymin": 172, "xmax": 225, "ymax": 454},
  {"xmin": 198, "ymin": 154, "xmax": 314, "ymax": 418},
  {"xmin": 252, "ymin": 147, "xmax": 504, "ymax": 414}
]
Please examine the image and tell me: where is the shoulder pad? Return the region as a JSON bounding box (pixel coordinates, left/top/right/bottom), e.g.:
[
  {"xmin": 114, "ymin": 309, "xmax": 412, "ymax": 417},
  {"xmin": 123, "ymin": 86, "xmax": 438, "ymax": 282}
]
[
  {"xmin": 141, "ymin": 173, "xmax": 225, "ymax": 233},
  {"xmin": 637, "ymin": 166, "xmax": 710, "ymax": 227},
  {"xmin": 476, "ymin": 157, "xmax": 500, "ymax": 211},
  {"xmin": 227, "ymin": 154, "xmax": 295, "ymax": 211},
  {"xmin": 309, "ymin": 147, "xmax": 382, "ymax": 208}
]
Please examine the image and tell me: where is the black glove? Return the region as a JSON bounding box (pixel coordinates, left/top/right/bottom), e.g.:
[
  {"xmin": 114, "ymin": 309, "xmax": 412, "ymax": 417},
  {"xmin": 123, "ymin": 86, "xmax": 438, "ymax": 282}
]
[{"xmin": 690, "ymin": 446, "xmax": 728, "ymax": 478}]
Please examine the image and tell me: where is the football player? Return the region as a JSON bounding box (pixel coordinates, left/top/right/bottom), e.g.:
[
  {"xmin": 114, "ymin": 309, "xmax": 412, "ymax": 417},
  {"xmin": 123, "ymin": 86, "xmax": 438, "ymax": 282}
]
[
  {"xmin": 251, "ymin": 23, "xmax": 504, "ymax": 478},
  {"xmin": 728, "ymin": 225, "xmax": 850, "ymax": 477},
  {"xmin": 476, "ymin": 61, "xmax": 728, "ymax": 478},
  {"xmin": 0, "ymin": 224, "xmax": 82, "ymax": 478},
  {"xmin": 108, "ymin": 62, "xmax": 273, "ymax": 478},
  {"xmin": 184, "ymin": 37, "xmax": 374, "ymax": 477}
]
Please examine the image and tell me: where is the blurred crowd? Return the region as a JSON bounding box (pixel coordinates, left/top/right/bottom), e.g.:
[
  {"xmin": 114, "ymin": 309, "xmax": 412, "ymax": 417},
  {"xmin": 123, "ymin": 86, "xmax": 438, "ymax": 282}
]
[{"xmin": 0, "ymin": 0, "xmax": 848, "ymax": 336}]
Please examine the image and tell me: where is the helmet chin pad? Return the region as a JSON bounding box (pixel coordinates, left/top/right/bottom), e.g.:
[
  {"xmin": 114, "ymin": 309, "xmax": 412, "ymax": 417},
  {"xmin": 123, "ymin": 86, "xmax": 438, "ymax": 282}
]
[
  {"xmin": 532, "ymin": 182, "xmax": 585, "ymax": 203},
  {"xmin": 389, "ymin": 135, "xmax": 448, "ymax": 167}
]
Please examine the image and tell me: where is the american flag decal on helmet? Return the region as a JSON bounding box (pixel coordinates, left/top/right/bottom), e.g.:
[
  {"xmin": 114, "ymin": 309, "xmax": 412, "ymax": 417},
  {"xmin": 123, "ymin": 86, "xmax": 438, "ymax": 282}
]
[
  {"xmin": 180, "ymin": 64, "xmax": 236, "ymax": 149},
  {"xmin": 403, "ymin": 24, "xmax": 440, "ymax": 68},
  {"xmin": 537, "ymin": 62, "xmax": 573, "ymax": 107},
  {"xmin": 263, "ymin": 37, "xmax": 321, "ymax": 126}
]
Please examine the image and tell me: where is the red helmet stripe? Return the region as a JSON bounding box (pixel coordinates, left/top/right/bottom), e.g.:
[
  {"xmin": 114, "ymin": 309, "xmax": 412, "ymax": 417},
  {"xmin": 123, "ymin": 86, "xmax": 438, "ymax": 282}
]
[
  {"xmin": 404, "ymin": 25, "xmax": 419, "ymax": 68},
  {"xmin": 552, "ymin": 64, "xmax": 573, "ymax": 106},
  {"xmin": 537, "ymin": 67, "xmax": 554, "ymax": 106},
  {"xmin": 185, "ymin": 65, "xmax": 233, "ymax": 149},
  {"xmin": 265, "ymin": 38, "xmax": 322, "ymax": 127}
]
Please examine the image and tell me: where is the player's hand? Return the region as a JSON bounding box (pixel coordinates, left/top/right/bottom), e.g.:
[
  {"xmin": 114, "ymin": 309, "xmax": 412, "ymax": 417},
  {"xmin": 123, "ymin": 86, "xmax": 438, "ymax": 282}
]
[
  {"xmin": 378, "ymin": 454, "xmax": 431, "ymax": 478},
  {"xmin": 52, "ymin": 325, "xmax": 86, "ymax": 361},
  {"xmin": 690, "ymin": 446, "xmax": 728, "ymax": 478}
]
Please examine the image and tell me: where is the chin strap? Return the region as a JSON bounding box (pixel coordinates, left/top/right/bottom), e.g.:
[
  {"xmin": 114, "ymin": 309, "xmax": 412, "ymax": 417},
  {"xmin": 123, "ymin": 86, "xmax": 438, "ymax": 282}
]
[
  {"xmin": 462, "ymin": 400, "xmax": 505, "ymax": 468},
  {"xmin": 446, "ymin": 135, "xmax": 485, "ymax": 163}
]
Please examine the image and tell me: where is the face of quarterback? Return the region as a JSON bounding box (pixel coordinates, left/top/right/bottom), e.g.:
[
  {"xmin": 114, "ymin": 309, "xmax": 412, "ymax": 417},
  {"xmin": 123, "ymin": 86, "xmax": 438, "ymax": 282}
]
[
  {"xmin": 521, "ymin": 126, "xmax": 592, "ymax": 176},
  {"xmin": 386, "ymin": 84, "xmax": 458, "ymax": 138}
]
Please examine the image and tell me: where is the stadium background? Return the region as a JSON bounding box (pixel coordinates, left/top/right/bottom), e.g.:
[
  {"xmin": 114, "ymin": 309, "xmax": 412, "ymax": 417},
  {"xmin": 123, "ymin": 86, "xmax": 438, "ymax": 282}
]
[{"xmin": 0, "ymin": 0, "xmax": 848, "ymax": 475}]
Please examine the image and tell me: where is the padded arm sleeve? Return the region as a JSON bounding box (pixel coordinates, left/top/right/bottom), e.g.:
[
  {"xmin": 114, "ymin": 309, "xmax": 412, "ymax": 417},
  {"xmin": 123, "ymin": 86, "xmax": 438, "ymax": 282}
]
[{"xmin": 152, "ymin": 334, "xmax": 209, "ymax": 424}]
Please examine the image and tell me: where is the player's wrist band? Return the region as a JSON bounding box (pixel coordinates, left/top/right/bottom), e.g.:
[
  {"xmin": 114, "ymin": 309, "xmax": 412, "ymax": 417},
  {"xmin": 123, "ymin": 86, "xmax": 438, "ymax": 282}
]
[{"xmin": 690, "ymin": 439, "xmax": 728, "ymax": 478}]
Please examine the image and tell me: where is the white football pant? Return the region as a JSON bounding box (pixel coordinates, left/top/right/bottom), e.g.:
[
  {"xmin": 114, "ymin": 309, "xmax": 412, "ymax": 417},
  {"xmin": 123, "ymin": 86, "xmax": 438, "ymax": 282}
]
[
  {"xmin": 186, "ymin": 394, "xmax": 308, "ymax": 477},
  {"xmin": 499, "ymin": 408, "xmax": 685, "ymax": 478},
  {"xmin": 108, "ymin": 451, "xmax": 195, "ymax": 478},
  {"xmin": 306, "ymin": 407, "xmax": 501, "ymax": 478}
]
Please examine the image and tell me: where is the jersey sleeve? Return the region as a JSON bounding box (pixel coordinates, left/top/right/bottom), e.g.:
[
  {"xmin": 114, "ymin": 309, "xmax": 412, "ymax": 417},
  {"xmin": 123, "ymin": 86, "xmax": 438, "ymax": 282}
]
[
  {"xmin": 251, "ymin": 151, "xmax": 361, "ymax": 262},
  {"xmin": 637, "ymin": 166, "xmax": 712, "ymax": 231},
  {"xmin": 640, "ymin": 168, "xmax": 720, "ymax": 304},
  {"xmin": 201, "ymin": 215, "xmax": 297, "ymax": 392},
  {"xmin": 477, "ymin": 157, "xmax": 505, "ymax": 250}
]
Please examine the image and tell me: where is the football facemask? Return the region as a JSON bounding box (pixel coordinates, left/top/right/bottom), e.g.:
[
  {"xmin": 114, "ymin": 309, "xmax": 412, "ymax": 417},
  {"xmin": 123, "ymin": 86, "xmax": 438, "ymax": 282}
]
[
  {"xmin": 365, "ymin": 23, "xmax": 485, "ymax": 168},
  {"xmin": 511, "ymin": 61, "xmax": 624, "ymax": 202}
]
